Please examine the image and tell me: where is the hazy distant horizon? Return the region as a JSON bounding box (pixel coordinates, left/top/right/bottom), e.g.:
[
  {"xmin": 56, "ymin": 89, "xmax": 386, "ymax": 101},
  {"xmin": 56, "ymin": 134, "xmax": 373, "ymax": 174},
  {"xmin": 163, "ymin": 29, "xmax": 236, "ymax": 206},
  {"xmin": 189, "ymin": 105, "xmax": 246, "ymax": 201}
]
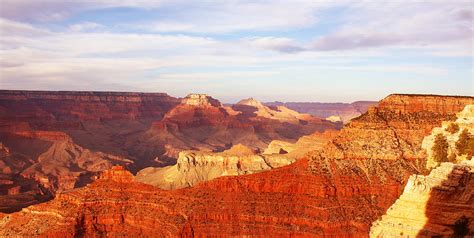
[{"xmin": 1, "ymin": 1, "xmax": 472, "ymax": 102}]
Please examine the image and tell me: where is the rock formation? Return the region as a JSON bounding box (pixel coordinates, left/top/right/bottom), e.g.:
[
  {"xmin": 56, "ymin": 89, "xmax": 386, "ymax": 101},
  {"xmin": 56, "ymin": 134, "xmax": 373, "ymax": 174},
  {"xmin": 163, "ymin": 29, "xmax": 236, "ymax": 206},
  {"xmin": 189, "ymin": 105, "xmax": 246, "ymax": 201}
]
[
  {"xmin": 0, "ymin": 131, "xmax": 131, "ymax": 212},
  {"xmin": 1, "ymin": 94, "xmax": 472, "ymax": 236},
  {"xmin": 0, "ymin": 91, "xmax": 337, "ymax": 167},
  {"xmin": 264, "ymin": 130, "xmax": 338, "ymax": 158},
  {"xmin": 134, "ymin": 94, "xmax": 338, "ymax": 161},
  {"xmin": 0, "ymin": 90, "xmax": 338, "ymax": 212},
  {"xmin": 0, "ymin": 90, "xmax": 180, "ymax": 167},
  {"xmin": 370, "ymin": 158, "xmax": 474, "ymax": 237},
  {"xmin": 136, "ymin": 144, "xmax": 294, "ymax": 189},
  {"xmin": 265, "ymin": 100, "xmax": 377, "ymax": 123},
  {"xmin": 136, "ymin": 130, "xmax": 338, "ymax": 190},
  {"xmin": 235, "ymin": 97, "xmax": 317, "ymax": 123},
  {"xmin": 181, "ymin": 93, "xmax": 222, "ymax": 107}
]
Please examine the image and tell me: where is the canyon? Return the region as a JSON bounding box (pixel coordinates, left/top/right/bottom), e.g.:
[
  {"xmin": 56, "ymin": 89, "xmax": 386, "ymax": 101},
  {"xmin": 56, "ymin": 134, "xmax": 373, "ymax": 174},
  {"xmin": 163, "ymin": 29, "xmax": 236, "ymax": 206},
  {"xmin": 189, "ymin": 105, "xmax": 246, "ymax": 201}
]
[
  {"xmin": 0, "ymin": 90, "xmax": 338, "ymax": 212},
  {"xmin": 370, "ymin": 104, "xmax": 474, "ymax": 237},
  {"xmin": 0, "ymin": 93, "xmax": 472, "ymax": 236},
  {"xmin": 135, "ymin": 130, "xmax": 337, "ymax": 189}
]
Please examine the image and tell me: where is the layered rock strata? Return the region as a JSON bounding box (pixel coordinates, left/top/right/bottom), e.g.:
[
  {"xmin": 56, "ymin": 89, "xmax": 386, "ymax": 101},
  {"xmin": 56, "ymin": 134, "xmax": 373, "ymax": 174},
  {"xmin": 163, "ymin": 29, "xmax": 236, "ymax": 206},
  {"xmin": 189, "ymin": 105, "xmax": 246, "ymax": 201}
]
[
  {"xmin": 136, "ymin": 130, "xmax": 338, "ymax": 190},
  {"xmin": 0, "ymin": 94, "xmax": 473, "ymax": 236},
  {"xmin": 0, "ymin": 131, "xmax": 131, "ymax": 212},
  {"xmin": 370, "ymin": 158, "xmax": 474, "ymax": 237},
  {"xmin": 136, "ymin": 144, "xmax": 294, "ymax": 189}
]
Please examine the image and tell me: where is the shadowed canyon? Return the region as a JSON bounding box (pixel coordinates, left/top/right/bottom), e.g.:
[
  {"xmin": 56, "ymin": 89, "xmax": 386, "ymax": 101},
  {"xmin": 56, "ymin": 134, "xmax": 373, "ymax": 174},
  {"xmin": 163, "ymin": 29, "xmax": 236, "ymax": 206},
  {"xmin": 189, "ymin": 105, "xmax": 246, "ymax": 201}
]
[{"xmin": 0, "ymin": 91, "xmax": 473, "ymax": 237}]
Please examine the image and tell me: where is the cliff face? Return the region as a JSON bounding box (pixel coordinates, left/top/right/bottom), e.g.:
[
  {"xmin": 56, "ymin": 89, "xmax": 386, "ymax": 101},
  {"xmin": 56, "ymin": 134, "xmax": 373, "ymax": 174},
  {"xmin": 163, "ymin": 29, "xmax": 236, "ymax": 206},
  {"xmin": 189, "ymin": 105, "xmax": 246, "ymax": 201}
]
[
  {"xmin": 0, "ymin": 90, "xmax": 180, "ymax": 168},
  {"xmin": 0, "ymin": 90, "xmax": 179, "ymax": 129},
  {"xmin": 370, "ymin": 159, "xmax": 474, "ymax": 237},
  {"xmin": 322, "ymin": 95, "xmax": 474, "ymax": 162},
  {"xmin": 377, "ymin": 94, "xmax": 474, "ymax": 114},
  {"xmin": 1, "ymin": 94, "xmax": 472, "ymax": 236},
  {"xmin": 370, "ymin": 105, "xmax": 474, "ymax": 237}
]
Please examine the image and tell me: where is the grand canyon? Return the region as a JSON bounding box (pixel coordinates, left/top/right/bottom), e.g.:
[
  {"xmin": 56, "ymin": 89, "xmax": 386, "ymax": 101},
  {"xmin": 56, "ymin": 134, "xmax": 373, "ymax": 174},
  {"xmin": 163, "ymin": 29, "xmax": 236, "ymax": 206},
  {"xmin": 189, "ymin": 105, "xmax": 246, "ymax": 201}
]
[
  {"xmin": 1, "ymin": 1, "xmax": 472, "ymax": 237},
  {"xmin": 0, "ymin": 90, "xmax": 473, "ymax": 237}
]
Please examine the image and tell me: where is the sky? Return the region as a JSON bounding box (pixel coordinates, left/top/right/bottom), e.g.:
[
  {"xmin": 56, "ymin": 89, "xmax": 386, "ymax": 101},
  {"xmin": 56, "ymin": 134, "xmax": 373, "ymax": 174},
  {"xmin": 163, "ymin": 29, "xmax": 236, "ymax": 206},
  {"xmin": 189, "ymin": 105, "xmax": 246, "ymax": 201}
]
[{"xmin": 0, "ymin": 0, "xmax": 472, "ymax": 103}]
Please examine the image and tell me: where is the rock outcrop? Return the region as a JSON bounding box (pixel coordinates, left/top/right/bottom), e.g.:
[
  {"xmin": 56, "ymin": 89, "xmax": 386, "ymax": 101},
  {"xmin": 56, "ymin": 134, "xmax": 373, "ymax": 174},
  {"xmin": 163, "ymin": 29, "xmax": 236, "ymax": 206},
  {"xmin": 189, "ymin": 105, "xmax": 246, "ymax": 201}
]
[
  {"xmin": 136, "ymin": 130, "xmax": 338, "ymax": 190},
  {"xmin": 136, "ymin": 144, "xmax": 295, "ymax": 190},
  {"xmin": 0, "ymin": 131, "xmax": 132, "ymax": 212},
  {"xmin": 181, "ymin": 93, "xmax": 221, "ymax": 107},
  {"xmin": 370, "ymin": 158, "xmax": 474, "ymax": 237}
]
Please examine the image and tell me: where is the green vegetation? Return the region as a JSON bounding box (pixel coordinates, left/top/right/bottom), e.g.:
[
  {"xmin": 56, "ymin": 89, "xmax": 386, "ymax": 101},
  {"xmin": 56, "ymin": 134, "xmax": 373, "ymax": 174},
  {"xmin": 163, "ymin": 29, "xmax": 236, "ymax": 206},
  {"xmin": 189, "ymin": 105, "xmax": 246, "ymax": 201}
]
[
  {"xmin": 432, "ymin": 133, "xmax": 449, "ymax": 163},
  {"xmin": 445, "ymin": 122, "xmax": 459, "ymax": 134},
  {"xmin": 455, "ymin": 129, "xmax": 474, "ymax": 158}
]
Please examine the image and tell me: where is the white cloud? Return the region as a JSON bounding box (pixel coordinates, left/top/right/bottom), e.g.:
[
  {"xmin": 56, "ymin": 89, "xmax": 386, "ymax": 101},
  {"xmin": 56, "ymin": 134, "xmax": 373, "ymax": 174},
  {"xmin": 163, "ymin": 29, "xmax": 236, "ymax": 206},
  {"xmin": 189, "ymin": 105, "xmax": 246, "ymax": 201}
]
[
  {"xmin": 310, "ymin": 1, "xmax": 473, "ymax": 53},
  {"xmin": 0, "ymin": 2, "xmax": 471, "ymax": 100},
  {"xmin": 0, "ymin": 0, "xmax": 169, "ymax": 22},
  {"xmin": 244, "ymin": 37, "xmax": 304, "ymax": 53},
  {"xmin": 68, "ymin": 22, "xmax": 104, "ymax": 32},
  {"xmin": 0, "ymin": 18, "xmax": 51, "ymax": 37}
]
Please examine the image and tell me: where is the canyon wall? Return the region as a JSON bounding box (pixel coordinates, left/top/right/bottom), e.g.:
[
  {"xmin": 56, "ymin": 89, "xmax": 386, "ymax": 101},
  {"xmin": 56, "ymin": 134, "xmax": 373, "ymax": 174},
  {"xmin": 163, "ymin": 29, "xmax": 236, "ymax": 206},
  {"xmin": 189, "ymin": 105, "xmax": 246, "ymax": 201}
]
[
  {"xmin": 370, "ymin": 159, "xmax": 474, "ymax": 237},
  {"xmin": 0, "ymin": 90, "xmax": 180, "ymax": 129},
  {"xmin": 1, "ymin": 94, "xmax": 472, "ymax": 236}
]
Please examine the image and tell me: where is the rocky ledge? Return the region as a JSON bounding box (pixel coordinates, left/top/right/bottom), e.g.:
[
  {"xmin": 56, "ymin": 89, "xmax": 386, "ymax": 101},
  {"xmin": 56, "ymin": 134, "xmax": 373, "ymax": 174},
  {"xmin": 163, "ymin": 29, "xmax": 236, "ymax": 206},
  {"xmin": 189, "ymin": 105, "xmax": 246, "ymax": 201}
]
[
  {"xmin": 370, "ymin": 158, "xmax": 474, "ymax": 237},
  {"xmin": 181, "ymin": 93, "xmax": 221, "ymax": 107}
]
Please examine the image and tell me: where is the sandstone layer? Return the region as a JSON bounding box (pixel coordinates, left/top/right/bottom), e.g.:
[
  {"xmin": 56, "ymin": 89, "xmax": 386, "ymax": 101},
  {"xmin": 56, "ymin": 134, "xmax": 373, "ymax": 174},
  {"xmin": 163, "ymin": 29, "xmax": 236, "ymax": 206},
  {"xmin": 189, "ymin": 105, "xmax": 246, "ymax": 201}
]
[
  {"xmin": 136, "ymin": 130, "xmax": 337, "ymax": 190},
  {"xmin": 136, "ymin": 144, "xmax": 295, "ymax": 189},
  {"xmin": 1, "ymin": 94, "xmax": 472, "ymax": 236},
  {"xmin": 370, "ymin": 158, "xmax": 474, "ymax": 237}
]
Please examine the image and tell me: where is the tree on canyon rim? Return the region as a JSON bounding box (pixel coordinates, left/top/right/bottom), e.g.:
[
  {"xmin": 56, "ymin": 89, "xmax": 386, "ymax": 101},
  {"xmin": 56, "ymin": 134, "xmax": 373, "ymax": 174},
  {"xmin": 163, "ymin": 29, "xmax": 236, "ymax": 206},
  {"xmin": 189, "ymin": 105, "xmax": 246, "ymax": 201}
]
[
  {"xmin": 432, "ymin": 133, "xmax": 449, "ymax": 163},
  {"xmin": 445, "ymin": 122, "xmax": 460, "ymax": 134},
  {"xmin": 456, "ymin": 129, "xmax": 474, "ymax": 158}
]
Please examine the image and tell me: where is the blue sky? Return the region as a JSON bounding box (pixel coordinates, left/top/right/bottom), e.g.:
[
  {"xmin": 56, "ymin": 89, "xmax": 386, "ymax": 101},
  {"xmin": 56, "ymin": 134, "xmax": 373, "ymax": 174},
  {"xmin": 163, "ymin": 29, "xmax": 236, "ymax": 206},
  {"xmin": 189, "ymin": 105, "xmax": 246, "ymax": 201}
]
[{"xmin": 0, "ymin": 1, "xmax": 472, "ymax": 102}]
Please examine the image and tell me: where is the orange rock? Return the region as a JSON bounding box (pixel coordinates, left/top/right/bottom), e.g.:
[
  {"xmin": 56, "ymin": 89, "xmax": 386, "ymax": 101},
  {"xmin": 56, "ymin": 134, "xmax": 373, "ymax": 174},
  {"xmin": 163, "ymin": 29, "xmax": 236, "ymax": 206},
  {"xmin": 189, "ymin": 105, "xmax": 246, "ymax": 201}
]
[{"xmin": 1, "ymin": 94, "xmax": 472, "ymax": 236}]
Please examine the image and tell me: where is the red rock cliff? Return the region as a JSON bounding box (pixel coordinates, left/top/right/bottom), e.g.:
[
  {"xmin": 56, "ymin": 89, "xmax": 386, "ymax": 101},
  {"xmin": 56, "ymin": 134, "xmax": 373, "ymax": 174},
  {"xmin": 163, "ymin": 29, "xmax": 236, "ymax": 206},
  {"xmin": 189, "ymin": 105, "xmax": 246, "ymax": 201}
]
[
  {"xmin": 0, "ymin": 90, "xmax": 180, "ymax": 130},
  {"xmin": 1, "ymin": 94, "xmax": 472, "ymax": 236}
]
